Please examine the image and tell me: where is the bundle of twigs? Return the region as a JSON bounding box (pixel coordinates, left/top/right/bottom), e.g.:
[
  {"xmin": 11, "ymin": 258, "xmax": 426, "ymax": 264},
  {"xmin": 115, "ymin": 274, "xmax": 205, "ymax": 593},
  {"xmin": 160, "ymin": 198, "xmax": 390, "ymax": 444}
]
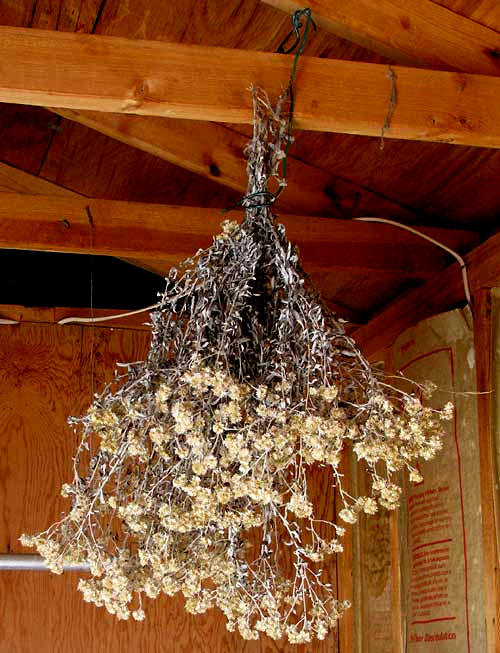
[{"xmin": 22, "ymin": 90, "xmax": 449, "ymax": 644}]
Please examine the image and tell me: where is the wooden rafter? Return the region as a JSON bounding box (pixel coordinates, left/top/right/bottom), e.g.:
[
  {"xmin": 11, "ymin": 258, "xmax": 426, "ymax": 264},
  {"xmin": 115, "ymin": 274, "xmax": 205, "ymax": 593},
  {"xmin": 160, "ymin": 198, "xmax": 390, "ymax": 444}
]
[
  {"xmin": 262, "ymin": 0, "xmax": 500, "ymax": 75},
  {"xmin": 0, "ymin": 162, "xmax": 79, "ymax": 198},
  {"xmin": 352, "ymin": 231, "xmax": 500, "ymax": 359},
  {"xmin": 52, "ymin": 109, "xmax": 420, "ymax": 221},
  {"xmin": 0, "ymin": 164, "xmax": 359, "ymax": 324},
  {"xmin": 0, "ymin": 193, "xmax": 478, "ymax": 281},
  {"xmin": 3, "ymin": 27, "xmax": 500, "ymax": 147}
]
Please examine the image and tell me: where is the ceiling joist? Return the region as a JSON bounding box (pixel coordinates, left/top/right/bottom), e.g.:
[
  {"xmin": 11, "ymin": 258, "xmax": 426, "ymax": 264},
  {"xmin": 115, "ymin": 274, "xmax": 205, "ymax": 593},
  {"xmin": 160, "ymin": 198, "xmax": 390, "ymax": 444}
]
[
  {"xmin": 0, "ymin": 193, "xmax": 477, "ymax": 282},
  {"xmin": 2, "ymin": 26, "xmax": 500, "ymax": 147},
  {"xmin": 0, "ymin": 161, "xmax": 165, "ymax": 278},
  {"xmin": 262, "ymin": 0, "xmax": 500, "ymax": 75}
]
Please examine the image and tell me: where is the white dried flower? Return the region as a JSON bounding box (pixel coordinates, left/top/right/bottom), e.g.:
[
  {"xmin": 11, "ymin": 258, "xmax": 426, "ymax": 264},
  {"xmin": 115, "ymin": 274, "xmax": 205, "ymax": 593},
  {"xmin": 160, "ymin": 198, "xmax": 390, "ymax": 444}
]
[
  {"xmin": 339, "ymin": 507, "xmax": 357, "ymax": 524},
  {"xmin": 20, "ymin": 88, "xmax": 448, "ymax": 645}
]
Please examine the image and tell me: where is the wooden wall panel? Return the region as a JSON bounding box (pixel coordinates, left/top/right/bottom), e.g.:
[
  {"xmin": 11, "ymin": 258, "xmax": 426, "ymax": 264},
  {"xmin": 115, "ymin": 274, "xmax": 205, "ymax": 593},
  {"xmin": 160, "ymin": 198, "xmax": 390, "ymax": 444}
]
[
  {"xmin": 0, "ymin": 315, "xmax": 339, "ymax": 652},
  {"xmin": 0, "ymin": 322, "xmax": 151, "ymax": 552},
  {"xmin": 473, "ymin": 289, "xmax": 500, "ymax": 653}
]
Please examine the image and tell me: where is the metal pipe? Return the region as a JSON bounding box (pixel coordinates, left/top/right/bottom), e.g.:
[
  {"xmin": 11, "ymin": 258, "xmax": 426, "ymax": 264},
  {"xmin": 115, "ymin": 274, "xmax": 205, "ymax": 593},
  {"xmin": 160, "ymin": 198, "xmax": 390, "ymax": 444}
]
[{"xmin": 0, "ymin": 554, "xmax": 89, "ymax": 571}]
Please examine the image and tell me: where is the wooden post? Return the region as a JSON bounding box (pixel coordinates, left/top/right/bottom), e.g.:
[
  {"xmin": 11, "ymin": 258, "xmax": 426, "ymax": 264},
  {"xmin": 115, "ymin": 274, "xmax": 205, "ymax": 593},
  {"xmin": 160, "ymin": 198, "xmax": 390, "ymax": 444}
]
[
  {"xmin": 473, "ymin": 289, "xmax": 500, "ymax": 653},
  {"xmin": 390, "ymin": 511, "xmax": 404, "ymax": 653},
  {"xmin": 384, "ymin": 346, "xmax": 404, "ymax": 653},
  {"xmin": 336, "ymin": 450, "xmax": 355, "ymax": 653}
]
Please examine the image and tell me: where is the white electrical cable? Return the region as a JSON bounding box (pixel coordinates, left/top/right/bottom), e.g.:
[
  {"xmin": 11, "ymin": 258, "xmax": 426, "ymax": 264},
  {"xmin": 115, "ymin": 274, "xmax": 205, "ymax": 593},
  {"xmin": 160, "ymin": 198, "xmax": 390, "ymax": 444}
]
[
  {"xmin": 57, "ymin": 302, "xmax": 161, "ymax": 325},
  {"xmin": 353, "ymin": 217, "xmax": 471, "ymax": 305}
]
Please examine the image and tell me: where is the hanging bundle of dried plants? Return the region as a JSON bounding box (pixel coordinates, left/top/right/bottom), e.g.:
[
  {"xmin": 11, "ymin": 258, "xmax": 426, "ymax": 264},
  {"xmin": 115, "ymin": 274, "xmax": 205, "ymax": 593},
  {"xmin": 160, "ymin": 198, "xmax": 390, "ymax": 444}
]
[{"xmin": 21, "ymin": 90, "xmax": 450, "ymax": 644}]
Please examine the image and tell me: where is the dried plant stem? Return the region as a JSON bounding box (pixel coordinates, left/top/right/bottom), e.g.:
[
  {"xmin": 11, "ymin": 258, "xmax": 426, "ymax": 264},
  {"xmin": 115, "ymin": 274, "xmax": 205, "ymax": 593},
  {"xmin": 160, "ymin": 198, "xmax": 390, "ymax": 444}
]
[{"xmin": 21, "ymin": 89, "xmax": 450, "ymax": 645}]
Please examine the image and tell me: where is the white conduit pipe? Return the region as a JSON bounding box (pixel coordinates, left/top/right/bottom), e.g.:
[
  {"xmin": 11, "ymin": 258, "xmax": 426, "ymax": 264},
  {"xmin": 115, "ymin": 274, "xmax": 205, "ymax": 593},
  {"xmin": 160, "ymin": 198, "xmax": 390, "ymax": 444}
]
[
  {"xmin": 57, "ymin": 302, "xmax": 160, "ymax": 325},
  {"xmin": 0, "ymin": 554, "xmax": 89, "ymax": 572}
]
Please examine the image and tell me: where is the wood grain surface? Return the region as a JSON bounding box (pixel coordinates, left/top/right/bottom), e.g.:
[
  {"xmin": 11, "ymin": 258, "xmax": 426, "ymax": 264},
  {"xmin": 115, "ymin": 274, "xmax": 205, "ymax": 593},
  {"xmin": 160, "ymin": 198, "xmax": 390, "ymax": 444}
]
[
  {"xmin": 0, "ymin": 316, "xmax": 340, "ymax": 652},
  {"xmin": 3, "ymin": 27, "xmax": 500, "ymax": 148},
  {"xmin": 52, "ymin": 107, "xmax": 421, "ymax": 221},
  {"xmin": 0, "ymin": 192, "xmax": 478, "ymax": 279},
  {"xmin": 473, "ymin": 289, "xmax": 500, "ymax": 653},
  {"xmin": 2, "ymin": 0, "xmax": 499, "ymax": 319},
  {"xmin": 353, "ymin": 229, "xmax": 500, "ymax": 359},
  {"xmin": 263, "ymin": 0, "xmax": 500, "ymax": 74}
]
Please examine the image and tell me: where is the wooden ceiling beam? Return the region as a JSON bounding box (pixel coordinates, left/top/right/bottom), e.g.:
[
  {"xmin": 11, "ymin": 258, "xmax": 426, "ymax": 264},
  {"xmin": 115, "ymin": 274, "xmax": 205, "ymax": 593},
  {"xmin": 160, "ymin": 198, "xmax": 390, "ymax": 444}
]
[
  {"xmin": 0, "ymin": 161, "xmax": 173, "ymax": 277},
  {"xmin": 352, "ymin": 231, "xmax": 500, "ymax": 359},
  {"xmin": 0, "ymin": 163, "xmax": 363, "ymax": 326},
  {"xmin": 0, "ymin": 163, "xmax": 365, "ymax": 325},
  {"xmin": 0, "ymin": 192, "xmax": 478, "ymax": 281},
  {"xmin": 3, "ymin": 27, "xmax": 500, "ymax": 147},
  {"xmin": 51, "ymin": 109, "xmax": 419, "ymax": 221},
  {"xmin": 262, "ymin": 0, "xmax": 500, "ymax": 76}
]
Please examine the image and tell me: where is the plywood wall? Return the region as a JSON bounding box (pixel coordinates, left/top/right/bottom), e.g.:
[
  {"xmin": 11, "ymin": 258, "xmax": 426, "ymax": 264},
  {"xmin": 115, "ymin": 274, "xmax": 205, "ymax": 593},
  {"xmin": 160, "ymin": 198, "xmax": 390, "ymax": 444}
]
[
  {"xmin": 389, "ymin": 308, "xmax": 487, "ymax": 653},
  {"xmin": 0, "ymin": 311, "xmax": 339, "ymax": 653}
]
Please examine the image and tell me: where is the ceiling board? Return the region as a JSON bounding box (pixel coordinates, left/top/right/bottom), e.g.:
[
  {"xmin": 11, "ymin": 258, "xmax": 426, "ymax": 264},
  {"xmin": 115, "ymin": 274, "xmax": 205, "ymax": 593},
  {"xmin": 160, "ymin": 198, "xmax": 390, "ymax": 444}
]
[
  {"xmin": 0, "ymin": 0, "xmax": 497, "ymax": 317},
  {"xmin": 0, "ymin": 0, "xmax": 103, "ymax": 177},
  {"xmin": 87, "ymin": 0, "xmax": 496, "ymax": 230},
  {"xmin": 263, "ymin": 0, "xmax": 500, "ymax": 74},
  {"xmin": 37, "ymin": 0, "xmax": 488, "ymax": 229},
  {"xmin": 77, "ymin": 0, "xmax": 498, "ymax": 231},
  {"xmin": 354, "ymin": 227, "xmax": 500, "ymax": 358},
  {"xmin": 39, "ymin": 117, "xmax": 241, "ymax": 206},
  {"xmin": 289, "ymin": 131, "xmax": 500, "ymax": 228},
  {"xmin": 30, "ymin": 0, "xmax": 104, "ymax": 32},
  {"xmin": 52, "ymin": 108, "xmax": 427, "ymax": 221},
  {"xmin": 430, "ymin": 0, "xmax": 500, "ymax": 30},
  {"xmin": 6, "ymin": 0, "xmax": 498, "ymax": 233},
  {"xmin": 311, "ymin": 268, "xmax": 415, "ymax": 316},
  {"xmin": 0, "ymin": 0, "xmax": 36, "ymax": 26},
  {"xmin": 96, "ymin": 0, "xmax": 387, "ymax": 63},
  {"xmin": 0, "ymin": 105, "xmax": 55, "ymax": 175}
]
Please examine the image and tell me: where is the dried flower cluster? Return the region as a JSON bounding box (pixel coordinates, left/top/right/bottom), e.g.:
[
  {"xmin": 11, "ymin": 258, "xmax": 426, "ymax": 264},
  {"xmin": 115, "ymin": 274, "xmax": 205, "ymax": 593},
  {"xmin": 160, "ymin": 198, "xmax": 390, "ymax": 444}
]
[{"xmin": 21, "ymin": 91, "xmax": 451, "ymax": 644}]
